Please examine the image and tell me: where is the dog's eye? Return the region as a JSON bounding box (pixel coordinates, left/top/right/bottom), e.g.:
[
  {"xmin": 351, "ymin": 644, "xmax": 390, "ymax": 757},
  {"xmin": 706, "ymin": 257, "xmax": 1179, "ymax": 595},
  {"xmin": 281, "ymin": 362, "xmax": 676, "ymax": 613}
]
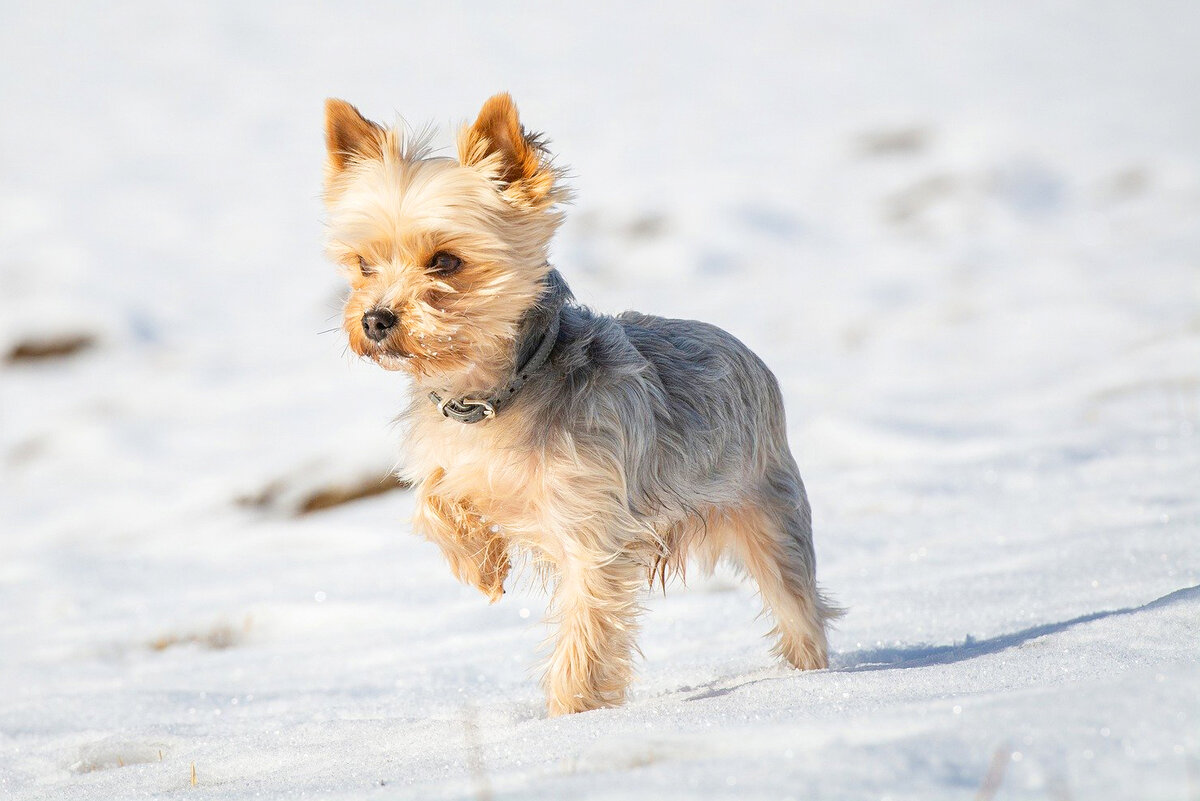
[
  {"xmin": 427, "ymin": 252, "xmax": 462, "ymax": 276},
  {"xmin": 357, "ymin": 255, "xmax": 374, "ymax": 276}
]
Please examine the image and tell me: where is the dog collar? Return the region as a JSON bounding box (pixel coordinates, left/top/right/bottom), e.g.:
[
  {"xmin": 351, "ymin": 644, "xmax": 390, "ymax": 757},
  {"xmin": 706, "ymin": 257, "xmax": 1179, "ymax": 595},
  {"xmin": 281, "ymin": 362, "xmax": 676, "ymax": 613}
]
[{"xmin": 428, "ymin": 305, "xmax": 562, "ymax": 424}]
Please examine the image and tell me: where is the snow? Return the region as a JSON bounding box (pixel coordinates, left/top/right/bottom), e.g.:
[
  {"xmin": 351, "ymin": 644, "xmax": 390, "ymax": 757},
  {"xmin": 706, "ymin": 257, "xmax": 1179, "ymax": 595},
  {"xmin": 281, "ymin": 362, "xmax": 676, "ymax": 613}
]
[{"xmin": 2, "ymin": 2, "xmax": 1198, "ymax": 799}]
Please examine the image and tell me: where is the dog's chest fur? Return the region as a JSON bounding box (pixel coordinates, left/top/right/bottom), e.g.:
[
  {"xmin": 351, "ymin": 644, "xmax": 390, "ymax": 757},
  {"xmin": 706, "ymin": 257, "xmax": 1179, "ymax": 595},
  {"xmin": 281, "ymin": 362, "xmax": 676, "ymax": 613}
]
[{"xmin": 404, "ymin": 403, "xmax": 548, "ymax": 524}]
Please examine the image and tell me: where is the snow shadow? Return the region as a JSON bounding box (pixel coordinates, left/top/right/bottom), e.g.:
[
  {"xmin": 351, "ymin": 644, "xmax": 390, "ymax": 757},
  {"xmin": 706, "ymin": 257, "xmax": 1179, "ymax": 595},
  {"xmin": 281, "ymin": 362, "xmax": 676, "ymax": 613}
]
[{"xmin": 835, "ymin": 583, "xmax": 1200, "ymax": 673}]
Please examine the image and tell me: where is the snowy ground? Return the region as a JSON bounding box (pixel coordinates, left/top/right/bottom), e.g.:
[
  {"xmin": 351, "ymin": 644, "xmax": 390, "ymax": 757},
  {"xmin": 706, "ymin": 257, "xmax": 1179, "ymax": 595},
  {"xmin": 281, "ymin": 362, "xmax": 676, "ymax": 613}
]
[{"xmin": 2, "ymin": 2, "xmax": 1199, "ymax": 799}]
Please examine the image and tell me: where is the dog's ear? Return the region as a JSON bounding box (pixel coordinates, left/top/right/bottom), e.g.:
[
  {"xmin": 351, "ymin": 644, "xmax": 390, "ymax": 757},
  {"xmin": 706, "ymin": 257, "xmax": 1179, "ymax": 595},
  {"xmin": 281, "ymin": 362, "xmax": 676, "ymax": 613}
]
[
  {"xmin": 458, "ymin": 93, "xmax": 561, "ymax": 208},
  {"xmin": 324, "ymin": 99, "xmax": 383, "ymax": 174}
]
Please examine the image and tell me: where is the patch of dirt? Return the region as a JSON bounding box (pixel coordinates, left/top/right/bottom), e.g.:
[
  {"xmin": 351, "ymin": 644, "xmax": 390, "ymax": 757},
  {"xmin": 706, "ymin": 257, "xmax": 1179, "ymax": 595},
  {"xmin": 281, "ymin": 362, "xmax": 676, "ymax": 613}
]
[
  {"xmin": 5, "ymin": 333, "xmax": 96, "ymax": 363},
  {"xmin": 149, "ymin": 617, "xmax": 251, "ymax": 652},
  {"xmin": 296, "ymin": 473, "xmax": 409, "ymax": 514},
  {"xmin": 237, "ymin": 470, "xmax": 409, "ymax": 516}
]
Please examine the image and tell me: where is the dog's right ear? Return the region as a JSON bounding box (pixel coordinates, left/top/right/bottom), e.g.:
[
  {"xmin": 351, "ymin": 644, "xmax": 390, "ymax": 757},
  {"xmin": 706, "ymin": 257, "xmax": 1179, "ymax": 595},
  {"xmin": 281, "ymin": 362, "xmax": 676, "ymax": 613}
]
[{"xmin": 324, "ymin": 99, "xmax": 383, "ymax": 174}]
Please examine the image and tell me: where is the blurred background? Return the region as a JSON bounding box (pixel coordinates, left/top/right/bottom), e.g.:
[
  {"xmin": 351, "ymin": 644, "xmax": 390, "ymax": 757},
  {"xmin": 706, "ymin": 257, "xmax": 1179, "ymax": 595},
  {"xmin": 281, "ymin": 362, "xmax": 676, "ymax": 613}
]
[{"xmin": 2, "ymin": 2, "xmax": 1198, "ymax": 799}]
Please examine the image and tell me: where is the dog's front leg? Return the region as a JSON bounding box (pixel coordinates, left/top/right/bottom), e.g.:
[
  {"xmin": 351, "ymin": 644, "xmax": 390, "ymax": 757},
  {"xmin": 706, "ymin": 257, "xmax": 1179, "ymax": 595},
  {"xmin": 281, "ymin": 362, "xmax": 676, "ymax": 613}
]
[
  {"xmin": 543, "ymin": 547, "xmax": 644, "ymax": 715},
  {"xmin": 413, "ymin": 483, "xmax": 510, "ymax": 603}
]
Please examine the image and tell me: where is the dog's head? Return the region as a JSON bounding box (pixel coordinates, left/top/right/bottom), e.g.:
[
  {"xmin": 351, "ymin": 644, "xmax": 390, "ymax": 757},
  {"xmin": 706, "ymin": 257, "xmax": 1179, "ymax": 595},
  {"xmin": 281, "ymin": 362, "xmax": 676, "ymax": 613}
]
[{"xmin": 321, "ymin": 94, "xmax": 567, "ymax": 386}]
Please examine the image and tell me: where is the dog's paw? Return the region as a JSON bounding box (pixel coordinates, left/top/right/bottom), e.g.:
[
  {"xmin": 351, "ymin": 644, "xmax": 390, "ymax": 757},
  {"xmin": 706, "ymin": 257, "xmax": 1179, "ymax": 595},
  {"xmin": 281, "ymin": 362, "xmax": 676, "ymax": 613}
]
[{"xmin": 479, "ymin": 552, "xmax": 511, "ymax": 604}]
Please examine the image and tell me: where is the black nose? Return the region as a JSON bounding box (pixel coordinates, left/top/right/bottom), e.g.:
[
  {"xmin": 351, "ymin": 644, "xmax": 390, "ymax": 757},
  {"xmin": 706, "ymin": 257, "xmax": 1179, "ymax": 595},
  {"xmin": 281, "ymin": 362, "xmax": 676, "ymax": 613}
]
[{"xmin": 362, "ymin": 309, "xmax": 397, "ymax": 342}]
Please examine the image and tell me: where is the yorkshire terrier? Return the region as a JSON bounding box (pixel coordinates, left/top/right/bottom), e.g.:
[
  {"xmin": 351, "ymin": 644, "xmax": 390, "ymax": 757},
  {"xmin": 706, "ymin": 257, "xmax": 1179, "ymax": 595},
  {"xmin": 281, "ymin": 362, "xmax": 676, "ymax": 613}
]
[{"xmin": 321, "ymin": 94, "xmax": 840, "ymax": 715}]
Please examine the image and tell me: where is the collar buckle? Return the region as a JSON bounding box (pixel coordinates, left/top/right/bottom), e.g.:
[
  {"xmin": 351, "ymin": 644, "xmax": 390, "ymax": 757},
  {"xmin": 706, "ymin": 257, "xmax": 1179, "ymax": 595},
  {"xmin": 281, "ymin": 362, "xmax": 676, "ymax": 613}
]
[{"xmin": 436, "ymin": 395, "xmax": 496, "ymax": 423}]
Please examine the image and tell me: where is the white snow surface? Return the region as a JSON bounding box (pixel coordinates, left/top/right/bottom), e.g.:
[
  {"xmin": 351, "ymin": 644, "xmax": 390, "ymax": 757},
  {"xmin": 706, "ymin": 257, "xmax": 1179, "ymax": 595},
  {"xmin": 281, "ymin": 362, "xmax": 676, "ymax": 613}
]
[{"xmin": 2, "ymin": 3, "xmax": 1199, "ymax": 799}]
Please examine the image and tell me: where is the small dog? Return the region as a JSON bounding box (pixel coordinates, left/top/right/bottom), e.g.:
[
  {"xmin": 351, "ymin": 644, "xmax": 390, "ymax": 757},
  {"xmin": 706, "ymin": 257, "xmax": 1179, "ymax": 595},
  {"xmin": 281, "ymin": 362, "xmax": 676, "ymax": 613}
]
[{"xmin": 322, "ymin": 94, "xmax": 840, "ymax": 715}]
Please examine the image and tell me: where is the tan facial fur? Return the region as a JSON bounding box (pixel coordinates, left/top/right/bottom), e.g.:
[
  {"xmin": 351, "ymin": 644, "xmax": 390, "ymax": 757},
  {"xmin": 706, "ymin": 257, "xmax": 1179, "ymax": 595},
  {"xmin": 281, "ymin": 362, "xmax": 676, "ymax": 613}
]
[{"xmin": 322, "ymin": 95, "xmax": 566, "ymax": 391}]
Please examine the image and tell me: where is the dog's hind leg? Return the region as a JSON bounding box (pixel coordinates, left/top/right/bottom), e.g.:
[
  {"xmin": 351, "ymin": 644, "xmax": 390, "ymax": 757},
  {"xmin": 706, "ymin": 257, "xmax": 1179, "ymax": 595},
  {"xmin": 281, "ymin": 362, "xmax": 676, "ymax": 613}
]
[{"xmin": 720, "ymin": 470, "xmax": 839, "ymax": 670}]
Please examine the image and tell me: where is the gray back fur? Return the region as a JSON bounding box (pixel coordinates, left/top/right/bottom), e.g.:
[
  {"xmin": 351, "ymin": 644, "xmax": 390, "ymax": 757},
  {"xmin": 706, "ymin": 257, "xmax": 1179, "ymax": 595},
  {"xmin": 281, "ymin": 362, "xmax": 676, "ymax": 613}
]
[{"xmin": 502, "ymin": 268, "xmax": 810, "ymax": 537}]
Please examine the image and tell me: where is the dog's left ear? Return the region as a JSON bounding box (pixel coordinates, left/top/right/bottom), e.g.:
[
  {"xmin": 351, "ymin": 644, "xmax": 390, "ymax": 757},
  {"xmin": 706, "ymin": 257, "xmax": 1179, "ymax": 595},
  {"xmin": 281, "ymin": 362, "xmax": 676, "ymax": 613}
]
[{"xmin": 458, "ymin": 93, "xmax": 562, "ymax": 209}]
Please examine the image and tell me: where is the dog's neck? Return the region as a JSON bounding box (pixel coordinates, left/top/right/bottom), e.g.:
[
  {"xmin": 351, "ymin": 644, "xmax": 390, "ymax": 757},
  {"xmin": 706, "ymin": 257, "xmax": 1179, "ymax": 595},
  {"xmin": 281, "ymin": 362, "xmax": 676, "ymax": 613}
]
[{"xmin": 416, "ymin": 268, "xmax": 572, "ymax": 409}]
